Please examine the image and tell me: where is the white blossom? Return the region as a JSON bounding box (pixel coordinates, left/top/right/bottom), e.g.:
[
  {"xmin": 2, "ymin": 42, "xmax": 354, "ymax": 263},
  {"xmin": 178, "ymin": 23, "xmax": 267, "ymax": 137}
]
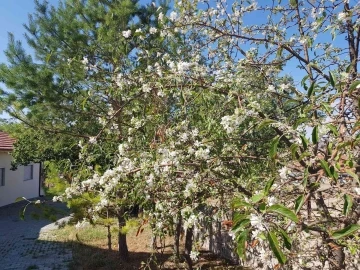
[
  {"xmin": 190, "ymin": 250, "xmax": 200, "ymax": 261},
  {"xmin": 89, "ymin": 136, "xmax": 97, "ymax": 144},
  {"xmin": 169, "ymin": 11, "xmax": 177, "ymax": 22},
  {"xmin": 338, "ymin": 12, "xmax": 347, "ymax": 22},
  {"xmin": 142, "ymin": 84, "xmax": 151, "ymax": 93},
  {"xmin": 122, "ymin": 30, "xmax": 131, "ymax": 38},
  {"xmin": 149, "ymin": 27, "xmax": 157, "ymax": 34},
  {"xmin": 81, "ymin": 57, "xmax": 88, "ymax": 65}
]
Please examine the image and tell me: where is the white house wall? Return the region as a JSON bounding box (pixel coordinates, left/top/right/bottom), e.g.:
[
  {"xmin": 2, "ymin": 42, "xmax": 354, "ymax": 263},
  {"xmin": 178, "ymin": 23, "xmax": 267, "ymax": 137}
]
[{"xmin": 0, "ymin": 152, "xmax": 40, "ymax": 207}]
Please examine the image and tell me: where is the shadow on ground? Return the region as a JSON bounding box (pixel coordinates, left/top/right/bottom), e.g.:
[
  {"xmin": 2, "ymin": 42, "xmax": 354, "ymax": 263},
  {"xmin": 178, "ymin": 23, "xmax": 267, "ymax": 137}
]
[
  {"xmin": 0, "ymin": 201, "xmax": 244, "ymax": 270},
  {"xmin": 66, "ymin": 242, "xmax": 172, "ymax": 270},
  {"xmin": 65, "ymin": 241, "xmax": 242, "ymax": 270},
  {"xmin": 0, "ymin": 199, "xmax": 72, "ymax": 270}
]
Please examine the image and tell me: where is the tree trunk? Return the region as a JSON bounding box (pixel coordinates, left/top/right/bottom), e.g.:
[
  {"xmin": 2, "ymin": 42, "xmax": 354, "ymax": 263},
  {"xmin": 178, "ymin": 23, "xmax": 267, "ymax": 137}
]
[
  {"xmin": 314, "ymin": 193, "xmax": 345, "ymax": 269},
  {"xmin": 184, "ymin": 227, "xmax": 193, "ymax": 270},
  {"xmin": 107, "ymin": 225, "xmax": 112, "ymax": 250},
  {"xmin": 174, "ymin": 212, "xmax": 182, "ymax": 261},
  {"xmin": 117, "ymin": 206, "xmax": 129, "ymax": 260}
]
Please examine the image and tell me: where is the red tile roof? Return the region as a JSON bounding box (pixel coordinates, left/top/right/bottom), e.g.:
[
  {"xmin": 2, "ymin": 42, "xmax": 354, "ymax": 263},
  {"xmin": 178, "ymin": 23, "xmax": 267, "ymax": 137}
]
[{"xmin": 0, "ymin": 131, "xmax": 15, "ymax": 151}]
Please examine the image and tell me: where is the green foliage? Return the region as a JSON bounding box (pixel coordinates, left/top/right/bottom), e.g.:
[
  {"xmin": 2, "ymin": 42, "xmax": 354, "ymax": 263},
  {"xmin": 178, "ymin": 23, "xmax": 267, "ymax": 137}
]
[
  {"xmin": 294, "ymin": 194, "xmax": 305, "ymax": 214},
  {"xmin": 236, "ymin": 230, "xmax": 249, "ymax": 260},
  {"xmin": 43, "ymin": 162, "xmax": 68, "ymax": 196},
  {"xmin": 268, "ymin": 231, "xmax": 287, "ymax": 264},
  {"xmin": 1, "ymin": 0, "xmax": 360, "ymax": 267},
  {"xmin": 332, "ymin": 225, "xmax": 360, "ymax": 240},
  {"xmin": 343, "ymin": 194, "xmax": 353, "ymax": 217},
  {"xmin": 67, "ymin": 192, "xmax": 100, "ymax": 221},
  {"xmin": 267, "ymin": 204, "xmax": 298, "ymax": 223}
]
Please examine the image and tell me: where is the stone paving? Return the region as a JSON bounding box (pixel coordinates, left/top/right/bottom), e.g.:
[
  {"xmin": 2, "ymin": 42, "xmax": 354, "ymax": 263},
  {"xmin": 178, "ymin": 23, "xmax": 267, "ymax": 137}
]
[{"xmin": 0, "ymin": 200, "xmax": 72, "ymax": 270}]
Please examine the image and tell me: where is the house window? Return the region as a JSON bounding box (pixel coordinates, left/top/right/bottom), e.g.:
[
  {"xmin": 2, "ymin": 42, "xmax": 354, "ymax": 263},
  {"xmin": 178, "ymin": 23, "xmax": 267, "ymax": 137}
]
[
  {"xmin": 24, "ymin": 165, "xmax": 33, "ymax": 181},
  {"xmin": 0, "ymin": 168, "xmax": 4, "ymax": 186}
]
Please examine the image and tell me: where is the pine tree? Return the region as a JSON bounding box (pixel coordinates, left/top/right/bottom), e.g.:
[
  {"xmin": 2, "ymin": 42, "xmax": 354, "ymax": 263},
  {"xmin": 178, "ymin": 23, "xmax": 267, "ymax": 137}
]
[{"xmin": 0, "ymin": 0, "xmax": 170, "ymax": 260}]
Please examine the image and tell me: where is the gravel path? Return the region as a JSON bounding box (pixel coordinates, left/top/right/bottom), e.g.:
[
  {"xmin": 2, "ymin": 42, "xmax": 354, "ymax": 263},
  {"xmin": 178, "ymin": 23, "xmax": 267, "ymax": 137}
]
[{"xmin": 0, "ymin": 200, "xmax": 72, "ymax": 270}]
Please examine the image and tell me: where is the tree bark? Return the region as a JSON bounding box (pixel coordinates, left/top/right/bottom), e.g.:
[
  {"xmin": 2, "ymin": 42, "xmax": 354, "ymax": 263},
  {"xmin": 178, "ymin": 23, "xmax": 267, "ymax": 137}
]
[
  {"xmin": 117, "ymin": 206, "xmax": 129, "ymax": 260},
  {"xmin": 184, "ymin": 227, "xmax": 193, "ymax": 270},
  {"xmin": 107, "ymin": 225, "xmax": 112, "ymax": 250},
  {"xmin": 174, "ymin": 212, "xmax": 182, "ymax": 261}
]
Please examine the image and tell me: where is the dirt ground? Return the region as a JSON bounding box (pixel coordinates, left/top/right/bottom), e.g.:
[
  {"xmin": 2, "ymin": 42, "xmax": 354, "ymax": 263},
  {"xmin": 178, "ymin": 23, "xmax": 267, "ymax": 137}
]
[{"xmin": 53, "ymin": 220, "xmax": 240, "ymax": 270}]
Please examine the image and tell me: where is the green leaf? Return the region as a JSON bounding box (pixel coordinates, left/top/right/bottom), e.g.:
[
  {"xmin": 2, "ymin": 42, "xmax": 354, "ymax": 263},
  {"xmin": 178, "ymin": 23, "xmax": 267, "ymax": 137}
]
[
  {"xmin": 19, "ymin": 209, "xmax": 25, "ymax": 221},
  {"xmin": 299, "ymin": 150, "xmax": 311, "ymax": 159},
  {"xmin": 232, "ymin": 219, "xmax": 250, "ymax": 233},
  {"xmin": 343, "ymin": 194, "xmax": 353, "ymax": 216},
  {"xmin": 264, "ymin": 178, "xmax": 275, "ymax": 194},
  {"xmin": 289, "ymin": 0, "xmax": 297, "ymax": 8},
  {"xmin": 45, "ymin": 52, "xmax": 52, "ymax": 64},
  {"xmin": 15, "ymin": 196, "xmax": 27, "ymax": 202},
  {"xmin": 307, "ymin": 82, "xmax": 315, "ymax": 97},
  {"xmin": 345, "ymin": 63, "xmax": 352, "ymax": 73},
  {"xmin": 236, "ymin": 230, "xmax": 249, "ymax": 259},
  {"xmin": 269, "ymin": 136, "xmax": 280, "ymax": 159},
  {"xmin": 329, "ymin": 72, "xmax": 336, "ymax": 87},
  {"xmin": 302, "ymin": 168, "xmax": 309, "ymax": 187},
  {"xmin": 320, "ymin": 159, "xmax": 332, "ymax": 177},
  {"xmin": 349, "ymin": 81, "xmax": 360, "ymax": 94},
  {"xmin": 19, "ymin": 203, "xmax": 30, "ymax": 221},
  {"xmin": 279, "ymin": 228, "xmax": 292, "ymax": 250},
  {"xmin": 327, "ymin": 124, "xmax": 338, "ymax": 136},
  {"xmin": 81, "ymin": 96, "xmax": 90, "ymax": 110},
  {"xmin": 330, "ymin": 166, "xmax": 338, "ymax": 180},
  {"xmin": 290, "ymin": 144, "xmax": 299, "ymax": 160},
  {"xmin": 232, "ymin": 198, "xmax": 252, "ymax": 209},
  {"xmin": 300, "ymin": 135, "xmax": 308, "ymax": 150},
  {"xmin": 312, "ymin": 126, "xmax": 319, "ymax": 144},
  {"xmin": 348, "ymin": 160, "xmax": 354, "ymax": 168},
  {"xmin": 251, "ymin": 192, "xmax": 265, "ymax": 203},
  {"xmin": 267, "ymin": 204, "xmax": 299, "ymax": 222},
  {"xmin": 294, "ymin": 194, "xmax": 305, "ymax": 214},
  {"xmin": 332, "ymin": 224, "xmax": 360, "ymax": 240},
  {"xmin": 268, "ymin": 231, "xmax": 287, "ymax": 264},
  {"xmin": 321, "ymin": 102, "xmax": 333, "ymax": 115},
  {"xmin": 258, "ymin": 119, "xmax": 276, "ymax": 130},
  {"xmin": 259, "ymin": 202, "xmax": 266, "ymax": 212},
  {"xmin": 233, "ymin": 213, "xmax": 248, "ymax": 224},
  {"xmin": 301, "ymin": 75, "xmax": 310, "ymax": 89}
]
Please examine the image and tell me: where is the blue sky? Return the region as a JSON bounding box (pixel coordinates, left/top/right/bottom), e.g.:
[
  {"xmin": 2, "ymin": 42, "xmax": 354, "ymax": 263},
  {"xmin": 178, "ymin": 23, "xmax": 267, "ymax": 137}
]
[
  {"xmin": 0, "ymin": 0, "xmax": 153, "ymax": 65},
  {"xmin": 0, "ymin": 0, "xmax": 59, "ymax": 64},
  {"xmin": 0, "ymin": 0, "xmax": 351, "ymax": 87},
  {"xmin": 0, "ymin": 0, "xmax": 58, "ymax": 120}
]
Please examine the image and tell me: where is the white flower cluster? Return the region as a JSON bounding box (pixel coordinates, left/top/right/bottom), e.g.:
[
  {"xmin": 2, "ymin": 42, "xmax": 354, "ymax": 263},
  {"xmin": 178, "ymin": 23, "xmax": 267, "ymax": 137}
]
[
  {"xmin": 122, "ymin": 29, "xmax": 131, "ymax": 38},
  {"xmin": 221, "ymin": 108, "xmax": 245, "ymax": 134}
]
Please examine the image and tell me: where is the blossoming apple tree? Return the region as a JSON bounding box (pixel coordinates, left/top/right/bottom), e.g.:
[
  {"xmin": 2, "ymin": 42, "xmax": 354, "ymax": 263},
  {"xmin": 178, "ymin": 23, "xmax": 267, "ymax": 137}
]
[
  {"xmin": 68, "ymin": 0, "xmax": 360, "ymax": 268},
  {"xmin": 156, "ymin": 0, "xmax": 359, "ymax": 269},
  {"xmin": 1, "ymin": 0, "xmax": 360, "ymax": 269}
]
